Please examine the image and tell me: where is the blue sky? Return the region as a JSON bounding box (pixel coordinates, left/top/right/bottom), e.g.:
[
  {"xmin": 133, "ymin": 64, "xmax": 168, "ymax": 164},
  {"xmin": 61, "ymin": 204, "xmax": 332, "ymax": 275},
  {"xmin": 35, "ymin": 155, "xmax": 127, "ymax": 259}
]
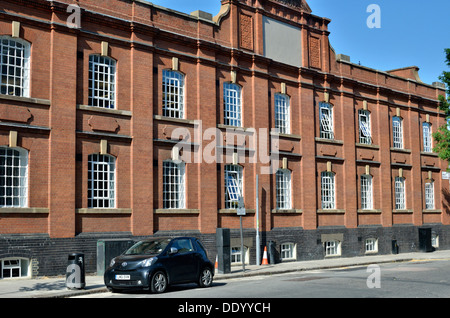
[{"xmin": 148, "ymin": 0, "xmax": 450, "ymax": 86}]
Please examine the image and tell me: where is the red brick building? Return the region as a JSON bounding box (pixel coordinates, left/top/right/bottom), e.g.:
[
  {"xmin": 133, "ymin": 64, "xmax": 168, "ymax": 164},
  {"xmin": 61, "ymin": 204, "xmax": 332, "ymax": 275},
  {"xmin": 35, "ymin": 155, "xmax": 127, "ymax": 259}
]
[{"xmin": 0, "ymin": 0, "xmax": 448, "ymax": 277}]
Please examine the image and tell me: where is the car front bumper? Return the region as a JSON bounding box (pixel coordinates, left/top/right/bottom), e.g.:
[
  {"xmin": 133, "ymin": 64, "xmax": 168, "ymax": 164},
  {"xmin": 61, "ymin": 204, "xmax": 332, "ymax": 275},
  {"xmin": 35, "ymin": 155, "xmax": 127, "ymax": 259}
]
[{"xmin": 104, "ymin": 268, "xmax": 151, "ymax": 289}]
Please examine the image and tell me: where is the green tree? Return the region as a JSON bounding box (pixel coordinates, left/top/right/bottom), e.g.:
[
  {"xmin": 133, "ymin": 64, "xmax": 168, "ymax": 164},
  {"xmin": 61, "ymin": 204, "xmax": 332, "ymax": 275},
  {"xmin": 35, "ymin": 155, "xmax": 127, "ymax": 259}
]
[{"xmin": 433, "ymin": 48, "xmax": 450, "ymax": 166}]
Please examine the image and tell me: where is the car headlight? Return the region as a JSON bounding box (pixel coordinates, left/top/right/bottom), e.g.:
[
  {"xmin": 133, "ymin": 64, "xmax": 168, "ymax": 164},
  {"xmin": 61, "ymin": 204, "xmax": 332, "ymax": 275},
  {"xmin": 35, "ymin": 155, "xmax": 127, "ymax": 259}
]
[
  {"xmin": 140, "ymin": 257, "xmax": 157, "ymax": 267},
  {"xmin": 110, "ymin": 258, "xmax": 116, "ymax": 267}
]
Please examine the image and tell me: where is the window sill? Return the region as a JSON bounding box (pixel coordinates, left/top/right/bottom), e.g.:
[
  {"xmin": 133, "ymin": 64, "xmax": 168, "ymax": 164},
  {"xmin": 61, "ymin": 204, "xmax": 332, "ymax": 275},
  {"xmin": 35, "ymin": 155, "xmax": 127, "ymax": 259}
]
[
  {"xmin": 77, "ymin": 105, "xmax": 132, "ymax": 117},
  {"xmin": 317, "ymin": 209, "xmax": 345, "ymax": 214},
  {"xmin": 76, "ymin": 208, "xmax": 132, "ymax": 214},
  {"xmin": 315, "ymin": 138, "xmax": 343, "ymax": 145},
  {"xmin": 270, "ymin": 131, "xmax": 302, "ymax": 140},
  {"xmin": 357, "ymin": 209, "xmax": 382, "ymax": 214},
  {"xmin": 154, "ymin": 209, "xmax": 199, "ymax": 214},
  {"xmin": 0, "ymin": 207, "xmax": 49, "ymax": 214},
  {"xmin": 356, "ymin": 143, "xmax": 380, "ymax": 150},
  {"xmin": 153, "ymin": 115, "xmax": 197, "ymax": 126},
  {"xmin": 217, "ymin": 124, "xmax": 255, "ymax": 133},
  {"xmin": 219, "ymin": 209, "xmax": 256, "ymax": 214},
  {"xmin": 0, "ymin": 94, "xmax": 51, "ymax": 106},
  {"xmin": 420, "ymin": 152, "xmax": 438, "ymax": 157},
  {"xmin": 390, "ymin": 147, "xmax": 411, "ymax": 153},
  {"xmin": 392, "ymin": 209, "xmax": 413, "ymax": 214},
  {"xmin": 271, "ymin": 209, "xmax": 302, "ymax": 214},
  {"xmin": 423, "ymin": 209, "xmax": 441, "ymax": 214}
]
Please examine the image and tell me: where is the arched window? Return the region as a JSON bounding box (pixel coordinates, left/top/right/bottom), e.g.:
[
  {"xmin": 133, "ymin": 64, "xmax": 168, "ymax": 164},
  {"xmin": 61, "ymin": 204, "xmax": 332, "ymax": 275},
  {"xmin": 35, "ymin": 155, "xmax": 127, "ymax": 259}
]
[
  {"xmin": 162, "ymin": 160, "xmax": 185, "ymax": 209},
  {"xmin": 0, "ymin": 147, "xmax": 28, "ymax": 208},
  {"xmin": 162, "ymin": 70, "xmax": 185, "ymax": 119},
  {"xmin": 274, "ymin": 93, "xmax": 290, "ymax": 134},
  {"xmin": 394, "ymin": 176, "xmax": 406, "ymax": 210},
  {"xmin": 360, "ymin": 174, "xmax": 373, "ymax": 210},
  {"xmin": 0, "ymin": 36, "xmax": 30, "ymax": 97},
  {"xmin": 392, "ymin": 116, "xmax": 403, "ymax": 149},
  {"xmin": 358, "ymin": 109, "xmax": 371, "ymax": 145},
  {"xmin": 425, "ymin": 181, "xmax": 435, "ymax": 210},
  {"xmin": 422, "ymin": 122, "xmax": 432, "ymax": 153},
  {"xmin": 223, "ymin": 83, "xmax": 242, "ymax": 127},
  {"xmin": 319, "ymin": 102, "xmax": 334, "ymax": 139},
  {"xmin": 276, "ymin": 169, "xmax": 292, "ymax": 210},
  {"xmin": 224, "ymin": 164, "xmax": 243, "ymax": 209},
  {"xmin": 88, "ymin": 55, "xmax": 116, "ymax": 109},
  {"xmin": 321, "ymin": 171, "xmax": 335, "ymax": 209},
  {"xmin": 88, "ymin": 154, "xmax": 116, "ymax": 208}
]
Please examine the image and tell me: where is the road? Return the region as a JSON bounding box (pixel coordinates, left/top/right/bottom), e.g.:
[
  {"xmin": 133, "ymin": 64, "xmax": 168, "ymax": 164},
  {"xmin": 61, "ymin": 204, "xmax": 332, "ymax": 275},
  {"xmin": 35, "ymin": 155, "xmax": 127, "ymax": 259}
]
[{"xmin": 75, "ymin": 259, "xmax": 450, "ymax": 299}]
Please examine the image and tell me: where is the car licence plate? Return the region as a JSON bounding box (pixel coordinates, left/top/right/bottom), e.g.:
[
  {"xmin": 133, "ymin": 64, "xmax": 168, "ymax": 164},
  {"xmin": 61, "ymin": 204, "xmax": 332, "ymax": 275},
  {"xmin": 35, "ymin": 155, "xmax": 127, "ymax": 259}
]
[{"xmin": 115, "ymin": 275, "xmax": 130, "ymax": 280}]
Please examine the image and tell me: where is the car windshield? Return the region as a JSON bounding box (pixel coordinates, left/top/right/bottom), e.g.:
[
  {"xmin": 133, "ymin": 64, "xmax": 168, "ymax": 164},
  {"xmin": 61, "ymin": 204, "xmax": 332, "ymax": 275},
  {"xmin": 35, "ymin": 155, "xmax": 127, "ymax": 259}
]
[{"xmin": 124, "ymin": 239, "xmax": 171, "ymax": 255}]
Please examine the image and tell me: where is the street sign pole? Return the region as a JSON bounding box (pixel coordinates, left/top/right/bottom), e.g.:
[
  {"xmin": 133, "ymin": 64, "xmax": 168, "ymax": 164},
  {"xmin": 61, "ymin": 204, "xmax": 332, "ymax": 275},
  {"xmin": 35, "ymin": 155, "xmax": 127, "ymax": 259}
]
[
  {"xmin": 256, "ymin": 175, "xmax": 260, "ymax": 266},
  {"xmin": 237, "ymin": 197, "xmax": 245, "ymax": 272}
]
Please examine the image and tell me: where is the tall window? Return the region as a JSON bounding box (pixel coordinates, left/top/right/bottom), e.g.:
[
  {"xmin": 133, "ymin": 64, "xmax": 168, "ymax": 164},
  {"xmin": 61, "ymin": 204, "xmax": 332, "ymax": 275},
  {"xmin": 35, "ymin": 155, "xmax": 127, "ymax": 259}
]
[
  {"xmin": 425, "ymin": 181, "xmax": 435, "ymax": 210},
  {"xmin": 276, "ymin": 169, "xmax": 292, "ymax": 210},
  {"xmin": 319, "ymin": 102, "xmax": 334, "ymax": 139},
  {"xmin": 224, "ymin": 164, "xmax": 243, "ymax": 209},
  {"xmin": 0, "ymin": 36, "xmax": 30, "ymax": 97},
  {"xmin": 88, "ymin": 154, "xmax": 116, "ymax": 208},
  {"xmin": 224, "ymin": 83, "xmax": 242, "ymax": 127},
  {"xmin": 422, "ymin": 122, "xmax": 432, "ymax": 153},
  {"xmin": 321, "ymin": 171, "xmax": 335, "ymax": 209},
  {"xmin": 394, "ymin": 176, "xmax": 406, "ymax": 210},
  {"xmin": 0, "ymin": 147, "xmax": 28, "ymax": 208},
  {"xmin": 360, "ymin": 175, "xmax": 373, "ymax": 210},
  {"xmin": 274, "ymin": 93, "xmax": 290, "ymax": 134},
  {"xmin": 88, "ymin": 55, "xmax": 116, "ymax": 109},
  {"xmin": 358, "ymin": 110, "xmax": 371, "ymax": 145},
  {"xmin": 162, "ymin": 160, "xmax": 185, "ymax": 209},
  {"xmin": 162, "ymin": 70, "xmax": 185, "ymax": 119},
  {"xmin": 392, "ymin": 116, "xmax": 403, "ymax": 149}
]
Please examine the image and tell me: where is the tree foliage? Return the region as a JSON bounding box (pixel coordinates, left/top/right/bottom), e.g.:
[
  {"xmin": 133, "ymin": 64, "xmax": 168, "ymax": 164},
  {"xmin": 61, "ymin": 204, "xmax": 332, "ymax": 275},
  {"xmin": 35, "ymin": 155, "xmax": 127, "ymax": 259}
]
[{"xmin": 432, "ymin": 48, "xmax": 450, "ymax": 165}]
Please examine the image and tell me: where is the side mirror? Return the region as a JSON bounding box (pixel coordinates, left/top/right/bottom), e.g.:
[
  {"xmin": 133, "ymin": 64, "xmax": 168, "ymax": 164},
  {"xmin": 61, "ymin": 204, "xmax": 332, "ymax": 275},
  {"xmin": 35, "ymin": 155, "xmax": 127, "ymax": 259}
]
[{"xmin": 169, "ymin": 247, "xmax": 178, "ymax": 255}]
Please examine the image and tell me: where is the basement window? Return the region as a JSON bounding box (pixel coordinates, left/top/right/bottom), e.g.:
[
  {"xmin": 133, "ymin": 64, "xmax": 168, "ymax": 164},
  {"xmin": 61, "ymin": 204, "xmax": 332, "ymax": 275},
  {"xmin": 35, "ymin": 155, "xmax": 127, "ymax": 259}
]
[{"xmin": 1, "ymin": 258, "xmax": 30, "ymax": 279}]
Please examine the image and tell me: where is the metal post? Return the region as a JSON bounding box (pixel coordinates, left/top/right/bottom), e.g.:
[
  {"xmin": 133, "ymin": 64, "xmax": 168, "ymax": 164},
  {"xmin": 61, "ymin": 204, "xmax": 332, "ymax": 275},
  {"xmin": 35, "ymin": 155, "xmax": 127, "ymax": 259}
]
[
  {"xmin": 256, "ymin": 175, "xmax": 260, "ymax": 266},
  {"xmin": 240, "ymin": 215, "xmax": 245, "ymax": 272}
]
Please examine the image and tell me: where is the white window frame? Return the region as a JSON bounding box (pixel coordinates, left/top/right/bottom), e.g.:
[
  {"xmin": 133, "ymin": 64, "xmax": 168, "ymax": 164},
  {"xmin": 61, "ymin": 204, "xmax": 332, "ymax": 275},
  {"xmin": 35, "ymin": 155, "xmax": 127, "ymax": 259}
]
[
  {"xmin": 394, "ymin": 176, "xmax": 406, "ymax": 210},
  {"xmin": 422, "ymin": 122, "xmax": 432, "ymax": 153},
  {"xmin": 365, "ymin": 238, "xmax": 378, "ymax": 253},
  {"xmin": 425, "ymin": 181, "xmax": 435, "ymax": 210},
  {"xmin": 231, "ymin": 246, "xmax": 249, "ymax": 265},
  {"xmin": 1, "ymin": 258, "xmax": 30, "ymax": 279},
  {"xmin": 0, "ymin": 36, "xmax": 30, "ymax": 97},
  {"xmin": 88, "ymin": 55, "xmax": 116, "ymax": 109},
  {"xmin": 358, "ymin": 110, "xmax": 371, "ymax": 145},
  {"xmin": 224, "ymin": 83, "xmax": 242, "ymax": 127},
  {"xmin": 321, "ymin": 171, "xmax": 335, "ymax": 209},
  {"xmin": 280, "ymin": 243, "xmax": 296, "ymax": 260},
  {"xmin": 0, "ymin": 147, "xmax": 28, "ymax": 208},
  {"xmin": 162, "ymin": 69, "xmax": 185, "ymax": 119},
  {"xmin": 319, "ymin": 102, "xmax": 334, "ymax": 140},
  {"xmin": 392, "ymin": 116, "xmax": 403, "ymax": 149},
  {"xmin": 276, "ymin": 169, "xmax": 292, "ymax": 210},
  {"xmin": 325, "ymin": 240, "xmax": 341, "ymax": 256},
  {"xmin": 88, "ymin": 154, "xmax": 116, "ymax": 209},
  {"xmin": 224, "ymin": 165, "xmax": 243, "ymax": 209},
  {"xmin": 275, "ymin": 93, "xmax": 290, "ymax": 134},
  {"xmin": 360, "ymin": 174, "xmax": 373, "ymax": 210},
  {"xmin": 162, "ymin": 160, "xmax": 185, "ymax": 209}
]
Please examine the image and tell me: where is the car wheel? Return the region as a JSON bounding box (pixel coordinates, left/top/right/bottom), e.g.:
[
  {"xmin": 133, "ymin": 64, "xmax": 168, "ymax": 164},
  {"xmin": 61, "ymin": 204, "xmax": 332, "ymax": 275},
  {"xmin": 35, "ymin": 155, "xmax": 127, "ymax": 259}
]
[
  {"xmin": 151, "ymin": 271, "xmax": 168, "ymax": 293},
  {"xmin": 198, "ymin": 267, "xmax": 213, "ymax": 288}
]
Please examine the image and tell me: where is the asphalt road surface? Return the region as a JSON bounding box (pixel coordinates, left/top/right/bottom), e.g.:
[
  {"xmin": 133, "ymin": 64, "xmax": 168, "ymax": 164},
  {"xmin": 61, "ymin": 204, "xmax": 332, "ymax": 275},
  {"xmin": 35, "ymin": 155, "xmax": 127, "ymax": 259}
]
[{"xmin": 76, "ymin": 259, "xmax": 450, "ymax": 299}]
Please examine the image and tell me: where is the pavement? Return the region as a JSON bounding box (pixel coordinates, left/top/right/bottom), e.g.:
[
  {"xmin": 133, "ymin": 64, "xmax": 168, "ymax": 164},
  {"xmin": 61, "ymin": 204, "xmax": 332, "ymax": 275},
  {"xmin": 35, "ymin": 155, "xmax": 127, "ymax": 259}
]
[{"xmin": 1, "ymin": 249, "xmax": 450, "ymax": 298}]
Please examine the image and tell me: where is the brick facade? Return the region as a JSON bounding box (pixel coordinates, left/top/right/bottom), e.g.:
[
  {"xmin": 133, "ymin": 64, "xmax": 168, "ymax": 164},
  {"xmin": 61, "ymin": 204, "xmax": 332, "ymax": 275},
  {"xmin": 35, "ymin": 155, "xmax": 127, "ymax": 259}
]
[{"xmin": 0, "ymin": 0, "xmax": 449, "ymax": 277}]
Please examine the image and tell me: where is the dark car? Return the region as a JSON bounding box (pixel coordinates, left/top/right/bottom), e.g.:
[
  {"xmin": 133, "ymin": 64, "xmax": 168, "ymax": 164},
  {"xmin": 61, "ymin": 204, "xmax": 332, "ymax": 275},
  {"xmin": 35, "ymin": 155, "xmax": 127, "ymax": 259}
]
[{"xmin": 104, "ymin": 237, "xmax": 214, "ymax": 293}]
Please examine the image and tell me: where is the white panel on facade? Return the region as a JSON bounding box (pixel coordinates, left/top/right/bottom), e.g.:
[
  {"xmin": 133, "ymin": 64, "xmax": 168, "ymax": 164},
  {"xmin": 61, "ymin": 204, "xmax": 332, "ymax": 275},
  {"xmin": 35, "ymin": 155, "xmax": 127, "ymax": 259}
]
[{"xmin": 263, "ymin": 16, "xmax": 302, "ymax": 67}]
